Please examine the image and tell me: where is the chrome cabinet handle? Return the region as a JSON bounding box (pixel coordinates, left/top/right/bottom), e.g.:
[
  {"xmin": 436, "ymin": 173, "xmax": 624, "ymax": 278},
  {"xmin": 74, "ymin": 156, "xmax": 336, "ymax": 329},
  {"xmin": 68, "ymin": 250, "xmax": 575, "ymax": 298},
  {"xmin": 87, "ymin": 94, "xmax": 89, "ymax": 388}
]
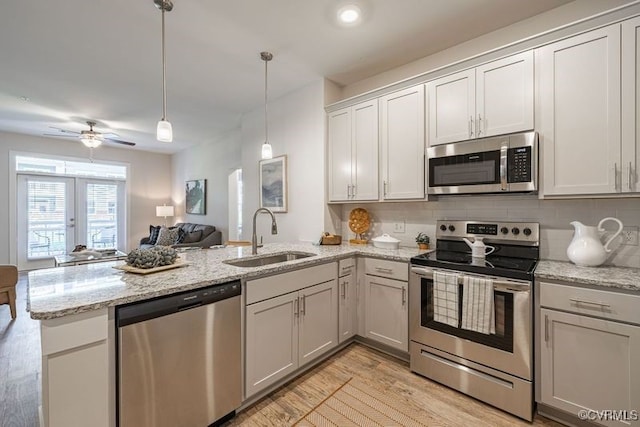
[
  {"xmin": 341, "ymin": 282, "xmax": 346, "ymax": 298},
  {"xmin": 544, "ymin": 314, "xmax": 549, "ymax": 343},
  {"xmin": 615, "ymin": 163, "xmax": 619, "ymax": 191},
  {"xmin": 402, "ymin": 287, "xmax": 406, "ymax": 306},
  {"xmin": 383, "ymin": 181, "xmax": 388, "ymax": 196},
  {"xmin": 294, "ymin": 298, "xmax": 299, "ymax": 317},
  {"xmin": 469, "ymin": 116, "xmax": 474, "ymax": 138},
  {"xmin": 375, "ymin": 267, "xmax": 393, "ymax": 273},
  {"xmin": 352, "ymin": 184, "xmax": 356, "ymax": 198},
  {"xmin": 301, "ymin": 295, "xmax": 306, "ymax": 315},
  {"xmin": 347, "ymin": 184, "xmax": 351, "ymax": 198},
  {"xmin": 629, "ymin": 162, "xmax": 633, "ymax": 191},
  {"xmin": 569, "ymin": 298, "xmax": 611, "ymax": 308},
  {"xmin": 477, "ymin": 114, "xmax": 482, "ymax": 136}
]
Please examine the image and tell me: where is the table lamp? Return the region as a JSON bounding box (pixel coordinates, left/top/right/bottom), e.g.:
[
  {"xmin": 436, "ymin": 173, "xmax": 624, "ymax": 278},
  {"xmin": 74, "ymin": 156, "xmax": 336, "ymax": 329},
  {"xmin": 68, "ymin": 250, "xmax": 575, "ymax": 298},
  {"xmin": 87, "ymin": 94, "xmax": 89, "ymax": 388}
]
[{"xmin": 156, "ymin": 205, "xmax": 175, "ymax": 227}]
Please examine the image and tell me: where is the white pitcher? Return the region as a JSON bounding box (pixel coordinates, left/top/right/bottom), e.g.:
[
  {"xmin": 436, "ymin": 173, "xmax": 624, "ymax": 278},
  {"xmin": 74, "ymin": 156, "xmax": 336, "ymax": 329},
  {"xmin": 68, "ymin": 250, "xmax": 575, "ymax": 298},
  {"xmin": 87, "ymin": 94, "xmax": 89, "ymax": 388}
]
[
  {"xmin": 462, "ymin": 236, "xmax": 495, "ymax": 259},
  {"xmin": 566, "ymin": 217, "xmax": 623, "ymax": 267}
]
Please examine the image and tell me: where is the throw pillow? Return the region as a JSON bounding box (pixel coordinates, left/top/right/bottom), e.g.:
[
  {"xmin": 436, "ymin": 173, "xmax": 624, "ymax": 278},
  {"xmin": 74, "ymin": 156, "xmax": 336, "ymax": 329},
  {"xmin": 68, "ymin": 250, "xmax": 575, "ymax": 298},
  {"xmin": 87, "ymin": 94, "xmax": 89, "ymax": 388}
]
[
  {"xmin": 182, "ymin": 230, "xmax": 203, "ymax": 244},
  {"xmin": 175, "ymin": 228, "xmax": 188, "ymax": 244},
  {"xmin": 155, "ymin": 226, "xmax": 180, "ymax": 246},
  {"xmin": 148, "ymin": 225, "xmax": 161, "ymax": 245}
]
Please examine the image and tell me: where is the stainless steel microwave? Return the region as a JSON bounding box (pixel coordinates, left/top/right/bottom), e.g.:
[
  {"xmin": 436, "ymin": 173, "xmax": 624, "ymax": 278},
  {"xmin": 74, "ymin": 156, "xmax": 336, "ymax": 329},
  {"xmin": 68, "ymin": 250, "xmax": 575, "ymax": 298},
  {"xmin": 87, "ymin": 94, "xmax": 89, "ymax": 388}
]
[{"xmin": 426, "ymin": 131, "xmax": 538, "ymax": 195}]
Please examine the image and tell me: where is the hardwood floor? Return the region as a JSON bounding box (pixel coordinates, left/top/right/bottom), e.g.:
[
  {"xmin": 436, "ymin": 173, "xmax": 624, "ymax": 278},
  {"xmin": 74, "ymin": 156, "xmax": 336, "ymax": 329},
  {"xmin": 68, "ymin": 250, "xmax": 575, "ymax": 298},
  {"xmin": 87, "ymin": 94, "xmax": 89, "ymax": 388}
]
[
  {"xmin": 1, "ymin": 276, "xmax": 561, "ymax": 427},
  {"xmin": 0, "ymin": 274, "xmax": 41, "ymax": 427},
  {"xmin": 229, "ymin": 343, "xmax": 561, "ymax": 427}
]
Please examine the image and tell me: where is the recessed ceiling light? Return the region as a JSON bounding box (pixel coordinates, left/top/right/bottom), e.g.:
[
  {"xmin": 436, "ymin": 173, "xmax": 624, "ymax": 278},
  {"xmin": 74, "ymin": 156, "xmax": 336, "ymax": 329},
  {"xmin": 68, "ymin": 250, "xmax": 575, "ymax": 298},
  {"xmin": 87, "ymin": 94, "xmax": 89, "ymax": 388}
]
[{"xmin": 338, "ymin": 4, "xmax": 361, "ymax": 25}]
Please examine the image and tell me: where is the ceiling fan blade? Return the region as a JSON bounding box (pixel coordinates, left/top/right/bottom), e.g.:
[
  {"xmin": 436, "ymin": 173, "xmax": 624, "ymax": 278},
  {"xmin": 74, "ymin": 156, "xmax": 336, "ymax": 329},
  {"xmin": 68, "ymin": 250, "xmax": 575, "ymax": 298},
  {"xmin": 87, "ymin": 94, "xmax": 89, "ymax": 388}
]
[
  {"xmin": 105, "ymin": 138, "xmax": 136, "ymax": 147},
  {"xmin": 49, "ymin": 126, "xmax": 80, "ymax": 134},
  {"xmin": 43, "ymin": 133, "xmax": 74, "ymax": 137}
]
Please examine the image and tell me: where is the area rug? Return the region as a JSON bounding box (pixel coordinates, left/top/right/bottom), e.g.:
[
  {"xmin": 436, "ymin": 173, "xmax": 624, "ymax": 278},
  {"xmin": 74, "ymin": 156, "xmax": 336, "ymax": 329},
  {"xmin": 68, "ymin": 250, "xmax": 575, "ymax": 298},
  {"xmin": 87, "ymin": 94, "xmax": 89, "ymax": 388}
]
[{"xmin": 294, "ymin": 378, "xmax": 429, "ymax": 426}]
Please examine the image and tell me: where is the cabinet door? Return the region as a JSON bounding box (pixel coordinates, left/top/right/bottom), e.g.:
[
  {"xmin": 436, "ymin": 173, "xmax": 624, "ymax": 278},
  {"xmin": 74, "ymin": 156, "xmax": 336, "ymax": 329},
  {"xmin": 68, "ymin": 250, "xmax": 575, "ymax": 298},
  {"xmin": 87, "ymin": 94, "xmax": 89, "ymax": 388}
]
[
  {"xmin": 352, "ymin": 100, "xmax": 379, "ymax": 200},
  {"xmin": 245, "ymin": 292, "xmax": 299, "ymax": 397},
  {"xmin": 338, "ymin": 271, "xmax": 357, "ymax": 343},
  {"xmin": 476, "ymin": 51, "xmax": 533, "ymax": 138},
  {"xmin": 299, "ymin": 280, "xmax": 338, "ymax": 366},
  {"xmin": 327, "ymin": 108, "xmax": 352, "ymax": 201},
  {"xmin": 540, "ymin": 309, "xmax": 640, "ymax": 426},
  {"xmin": 537, "ymin": 26, "xmax": 621, "ymax": 195},
  {"xmin": 622, "ymin": 16, "xmax": 640, "ymax": 193},
  {"xmin": 380, "ymin": 85, "xmax": 425, "ymax": 200},
  {"xmin": 427, "ymin": 69, "xmax": 475, "ymax": 145},
  {"xmin": 364, "ymin": 275, "xmax": 408, "ymax": 351}
]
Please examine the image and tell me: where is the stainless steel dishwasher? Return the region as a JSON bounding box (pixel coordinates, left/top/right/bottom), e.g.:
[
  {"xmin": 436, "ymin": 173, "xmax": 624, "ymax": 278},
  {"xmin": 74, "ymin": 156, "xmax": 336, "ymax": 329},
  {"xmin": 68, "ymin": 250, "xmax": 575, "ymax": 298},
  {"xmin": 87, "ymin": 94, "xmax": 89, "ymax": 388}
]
[{"xmin": 116, "ymin": 280, "xmax": 241, "ymax": 427}]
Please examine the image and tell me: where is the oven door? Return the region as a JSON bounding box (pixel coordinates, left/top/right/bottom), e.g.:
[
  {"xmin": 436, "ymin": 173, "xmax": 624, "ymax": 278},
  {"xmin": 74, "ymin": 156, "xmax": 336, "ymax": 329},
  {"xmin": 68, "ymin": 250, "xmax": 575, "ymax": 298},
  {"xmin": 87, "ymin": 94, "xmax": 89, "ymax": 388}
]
[{"xmin": 409, "ymin": 266, "xmax": 532, "ymax": 380}]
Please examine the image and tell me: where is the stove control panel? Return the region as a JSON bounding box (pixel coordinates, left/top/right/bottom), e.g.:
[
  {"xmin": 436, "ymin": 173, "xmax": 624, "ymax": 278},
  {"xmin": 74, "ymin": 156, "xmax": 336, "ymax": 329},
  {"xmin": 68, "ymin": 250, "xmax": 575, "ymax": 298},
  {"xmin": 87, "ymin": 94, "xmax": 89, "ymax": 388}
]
[{"xmin": 436, "ymin": 220, "xmax": 539, "ymax": 244}]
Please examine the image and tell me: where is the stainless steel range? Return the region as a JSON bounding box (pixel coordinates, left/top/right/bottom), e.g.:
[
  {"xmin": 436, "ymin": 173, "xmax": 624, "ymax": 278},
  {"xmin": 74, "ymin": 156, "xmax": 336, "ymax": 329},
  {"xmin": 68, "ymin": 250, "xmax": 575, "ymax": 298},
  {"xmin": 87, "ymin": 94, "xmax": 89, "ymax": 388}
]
[{"xmin": 409, "ymin": 220, "xmax": 539, "ymax": 421}]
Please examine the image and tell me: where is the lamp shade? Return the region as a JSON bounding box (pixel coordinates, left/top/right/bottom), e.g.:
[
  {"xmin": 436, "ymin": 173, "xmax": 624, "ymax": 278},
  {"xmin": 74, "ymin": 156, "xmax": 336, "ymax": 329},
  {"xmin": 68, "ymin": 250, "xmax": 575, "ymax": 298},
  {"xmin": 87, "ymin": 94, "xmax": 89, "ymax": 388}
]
[
  {"xmin": 156, "ymin": 205, "xmax": 175, "ymax": 217},
  {"xmin": 261, "ymin": 142, "xmax": 273, "ymax": 159},
  {"xmin": 81, "ymin": 135, "xmax": 103, "ymax": 148},
  {"xmin": 157, "ymin": 120, "xmax": 173, "ymax": 142}
]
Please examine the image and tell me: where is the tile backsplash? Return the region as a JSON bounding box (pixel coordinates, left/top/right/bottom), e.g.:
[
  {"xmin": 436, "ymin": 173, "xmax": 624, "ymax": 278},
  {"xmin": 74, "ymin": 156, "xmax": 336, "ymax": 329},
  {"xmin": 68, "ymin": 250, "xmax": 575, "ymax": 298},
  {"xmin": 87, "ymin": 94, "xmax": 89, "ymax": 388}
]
[{"xmin": 340, "ymin": 195, "xmax": 640, "ymax": 268}]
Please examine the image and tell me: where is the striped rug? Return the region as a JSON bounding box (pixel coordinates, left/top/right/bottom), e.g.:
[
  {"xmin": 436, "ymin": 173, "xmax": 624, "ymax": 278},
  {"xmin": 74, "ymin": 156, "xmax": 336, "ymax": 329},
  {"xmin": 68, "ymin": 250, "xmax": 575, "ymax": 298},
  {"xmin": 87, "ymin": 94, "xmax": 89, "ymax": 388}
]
[{"xmin": 294, "ymin": 378, "xmax": 429, "ymax": 427}]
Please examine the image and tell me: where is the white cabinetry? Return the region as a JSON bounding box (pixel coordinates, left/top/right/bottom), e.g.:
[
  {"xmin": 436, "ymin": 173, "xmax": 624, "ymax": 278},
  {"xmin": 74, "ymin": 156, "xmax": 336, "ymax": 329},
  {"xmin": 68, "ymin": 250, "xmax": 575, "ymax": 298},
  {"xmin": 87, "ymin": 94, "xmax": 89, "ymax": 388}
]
[
  {"xmin": 379, "ymin": 85, "xmax": 426, "ymax": 200},
  {"xmin": 538, "ymin": 281, "xmax": 640, "ymax": 426},
  {"xmin": 327, "ymin": 100, "xmax": 379, "ymax": 201},
  {"xmin": 622, "ymin": 16, "xmax": 640, "ymax": 193},
  {"xmin": 338, "ymin": 258, "xmax": 357, "ymax": 343},
  {"xmin": 363, "ymin": 259, "xmax": 409, "ymax": 351},
  {"xmin": 537, "ymin": 25, "xmax": 622, "ymax": 196},
  {"xmin": 40, "ymin": 309, "xmax": 113, "ymax": 427},
  {"xmin": 427, "ymin": 51, "xmax": 533, "ymax": 145},
  {"xmin": 245, "ymin": 263, "xmax": 338, "ymax": 397}
]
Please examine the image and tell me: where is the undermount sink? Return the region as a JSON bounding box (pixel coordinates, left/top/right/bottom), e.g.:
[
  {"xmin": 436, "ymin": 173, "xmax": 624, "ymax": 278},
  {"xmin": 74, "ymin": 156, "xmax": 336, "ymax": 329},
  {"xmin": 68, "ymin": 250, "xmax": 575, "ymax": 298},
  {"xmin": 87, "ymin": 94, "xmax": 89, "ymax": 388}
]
[{"xmin": 223, "ymin": 251, "xmax": 316, "ymax": 268}]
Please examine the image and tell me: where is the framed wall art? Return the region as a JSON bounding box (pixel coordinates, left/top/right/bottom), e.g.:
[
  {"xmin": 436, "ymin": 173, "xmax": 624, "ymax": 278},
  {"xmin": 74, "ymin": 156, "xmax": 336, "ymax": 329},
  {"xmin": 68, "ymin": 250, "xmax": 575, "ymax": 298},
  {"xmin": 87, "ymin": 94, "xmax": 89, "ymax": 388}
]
[
  {"xmin": 259, "ymin": 155, "xmax": 287, "ymax": 213},
  {"xmin": 185, "ymin": 179, "xmax": 206, "ymax": 215}
]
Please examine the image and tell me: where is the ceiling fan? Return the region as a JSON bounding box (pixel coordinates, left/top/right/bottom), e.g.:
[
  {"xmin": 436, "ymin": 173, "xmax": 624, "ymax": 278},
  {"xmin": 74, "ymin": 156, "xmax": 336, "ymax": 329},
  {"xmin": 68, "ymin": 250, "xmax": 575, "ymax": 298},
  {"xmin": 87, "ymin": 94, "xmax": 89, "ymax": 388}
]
[{"xmin": 44, "ymin": 121, "xmax": 136, "ymax": 148}]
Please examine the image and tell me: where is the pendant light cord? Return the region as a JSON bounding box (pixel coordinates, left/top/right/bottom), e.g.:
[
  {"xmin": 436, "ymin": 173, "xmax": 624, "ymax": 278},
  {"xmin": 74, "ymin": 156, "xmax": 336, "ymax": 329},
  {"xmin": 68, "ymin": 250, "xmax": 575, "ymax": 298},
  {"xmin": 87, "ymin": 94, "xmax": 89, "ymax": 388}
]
[
  {"xmin": 264, "ymin": 55, "xmax": 268, "ymax": 143},
  {"xmin": 161, "ymin": 2, "xmax": 167, "ymax": 121}
]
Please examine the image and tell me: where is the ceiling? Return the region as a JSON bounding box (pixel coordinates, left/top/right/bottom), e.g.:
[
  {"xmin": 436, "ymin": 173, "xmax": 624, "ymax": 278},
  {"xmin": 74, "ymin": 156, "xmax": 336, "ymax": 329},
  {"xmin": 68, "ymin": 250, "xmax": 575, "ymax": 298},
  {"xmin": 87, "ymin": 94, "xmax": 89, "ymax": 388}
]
[{"xmin": 0, "ymin": 0, "xmax": 573, "ymax": 154}]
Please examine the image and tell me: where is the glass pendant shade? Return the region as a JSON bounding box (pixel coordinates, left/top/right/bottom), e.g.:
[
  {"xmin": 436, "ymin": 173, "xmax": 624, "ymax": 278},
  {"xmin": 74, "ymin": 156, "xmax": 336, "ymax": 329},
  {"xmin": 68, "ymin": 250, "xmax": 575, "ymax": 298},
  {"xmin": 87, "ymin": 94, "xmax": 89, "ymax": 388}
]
[
  {"xmin": 157, "ymin": 119, "xmax": 173, "ymax": 142},
  {"xmin": 261, "ymin": 142, "xmax": 273, "ymax": 159},
  {"xmin": 81, "ymin": 135, "xmax": 103, "ymax": 148}
]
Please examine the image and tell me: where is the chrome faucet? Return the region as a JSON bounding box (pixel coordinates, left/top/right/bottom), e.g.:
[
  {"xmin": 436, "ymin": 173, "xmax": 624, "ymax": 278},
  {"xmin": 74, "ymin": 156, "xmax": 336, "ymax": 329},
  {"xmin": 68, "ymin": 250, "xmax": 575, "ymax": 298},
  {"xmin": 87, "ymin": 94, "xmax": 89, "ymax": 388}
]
[{"xmin": 251, "ymin": 208, "xmax": 278, "ymax": 254}]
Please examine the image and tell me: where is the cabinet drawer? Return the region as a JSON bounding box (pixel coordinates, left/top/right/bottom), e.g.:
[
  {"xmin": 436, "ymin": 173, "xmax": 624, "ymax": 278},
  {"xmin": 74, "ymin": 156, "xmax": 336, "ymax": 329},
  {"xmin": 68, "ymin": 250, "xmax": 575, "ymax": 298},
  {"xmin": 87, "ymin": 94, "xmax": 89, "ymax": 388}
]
[
  {"xmin": 41, "ymin": 309, "xmax": 108, "ymax": 356},
  {"xmin": 540, "ymin": 281, "xmax": 640, "ymax": 325},
  {"xmin": 246, "ymin": 262, "xmax": 337, "ymax": 304},
  {"xmin": 338, "ymin": 258, "xmax": 355, "ymax": 277},
  {"xmin": 365, "ymin": 258, "xmax": 408, "ymax": 281}
]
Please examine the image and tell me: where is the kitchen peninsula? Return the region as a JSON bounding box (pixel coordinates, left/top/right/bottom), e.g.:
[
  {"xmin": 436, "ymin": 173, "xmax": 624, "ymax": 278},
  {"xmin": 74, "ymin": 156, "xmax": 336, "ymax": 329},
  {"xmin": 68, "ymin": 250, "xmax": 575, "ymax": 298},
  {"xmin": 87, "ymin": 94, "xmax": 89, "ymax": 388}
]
[{"xmin": 28, "ymin": 242, "xmax": 423, "ymax": 427}]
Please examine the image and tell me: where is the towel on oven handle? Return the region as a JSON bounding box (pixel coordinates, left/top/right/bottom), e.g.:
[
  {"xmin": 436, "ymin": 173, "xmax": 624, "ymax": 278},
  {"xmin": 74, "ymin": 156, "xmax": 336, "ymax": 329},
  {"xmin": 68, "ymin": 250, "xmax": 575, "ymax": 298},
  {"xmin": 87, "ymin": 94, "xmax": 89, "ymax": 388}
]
[
  {"xmin": 461, "ymin": 276, "xmax": 495, "ymax": 335},
  {"xmin": 433, "ymin": 271, "xmax": 459, "ymax": 327}
]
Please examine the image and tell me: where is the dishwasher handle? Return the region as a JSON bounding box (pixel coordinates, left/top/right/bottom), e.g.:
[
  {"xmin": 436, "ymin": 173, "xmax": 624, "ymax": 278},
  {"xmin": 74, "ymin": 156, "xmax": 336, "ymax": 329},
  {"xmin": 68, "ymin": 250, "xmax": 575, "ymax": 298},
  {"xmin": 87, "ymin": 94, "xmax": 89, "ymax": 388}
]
[{"xmin": 117, "ymin": 280, "xmax": 241, "ymax": 327}]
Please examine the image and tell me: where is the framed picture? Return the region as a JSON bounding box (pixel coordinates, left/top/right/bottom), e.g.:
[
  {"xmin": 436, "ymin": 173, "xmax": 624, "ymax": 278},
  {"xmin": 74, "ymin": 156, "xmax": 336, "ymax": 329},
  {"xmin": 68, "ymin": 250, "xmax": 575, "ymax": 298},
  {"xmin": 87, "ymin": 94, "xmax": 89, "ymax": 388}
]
[
  {"xmin": 185, "ymin": 179, "xmax": 206, "ymax": 215},
  {"xmin": 259, "ymin": 155, "xmax": 287, "ymax": 212}
]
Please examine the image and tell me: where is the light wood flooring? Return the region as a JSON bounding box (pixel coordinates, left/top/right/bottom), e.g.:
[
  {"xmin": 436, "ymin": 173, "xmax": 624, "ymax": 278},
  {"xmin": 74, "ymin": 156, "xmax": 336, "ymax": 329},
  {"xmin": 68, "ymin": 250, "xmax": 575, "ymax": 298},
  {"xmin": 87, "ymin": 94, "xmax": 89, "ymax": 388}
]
[{"xmin": 1, "ymin": 276, "xmax": 561, "ymax": 427}]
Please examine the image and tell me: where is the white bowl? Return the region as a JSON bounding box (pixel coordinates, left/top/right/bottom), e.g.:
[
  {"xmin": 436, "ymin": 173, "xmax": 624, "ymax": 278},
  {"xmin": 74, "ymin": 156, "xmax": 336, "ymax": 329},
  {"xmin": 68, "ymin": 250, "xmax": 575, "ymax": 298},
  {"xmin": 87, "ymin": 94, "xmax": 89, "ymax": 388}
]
[{"xmin": 371, "ymin": 234, "xmax": 401, "ymax": 249}]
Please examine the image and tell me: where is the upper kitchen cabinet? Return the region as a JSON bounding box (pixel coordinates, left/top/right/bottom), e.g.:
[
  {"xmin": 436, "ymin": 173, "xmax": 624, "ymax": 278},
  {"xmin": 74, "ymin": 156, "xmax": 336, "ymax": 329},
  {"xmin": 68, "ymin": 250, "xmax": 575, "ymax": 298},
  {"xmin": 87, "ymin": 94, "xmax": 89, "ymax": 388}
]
[
  {"xmin": 380, "ymin": 85, "xmax": 426, "ymax": 200},
  {"xmin": 427, "ymin": 51, "xmax": 534, "ymax": 146},
  {"xmin": 327, "ymin": 100, "xmax": 379, "ymax": 202},
  {"xmin": 537, "ymin": 25, "xmax": 621, "ymax": 196},
  {"xmin": 622, "ymin": 16, "xmax": 640, "ymax": 193}
]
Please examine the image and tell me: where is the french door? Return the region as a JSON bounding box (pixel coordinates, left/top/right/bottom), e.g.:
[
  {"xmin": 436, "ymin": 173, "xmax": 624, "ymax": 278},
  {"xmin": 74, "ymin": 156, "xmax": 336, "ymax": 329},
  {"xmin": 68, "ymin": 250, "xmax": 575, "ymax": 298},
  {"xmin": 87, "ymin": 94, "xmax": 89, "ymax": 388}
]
[{"xmin": 17, "ymin": 174, "xmax": 125, "ymax": 270}]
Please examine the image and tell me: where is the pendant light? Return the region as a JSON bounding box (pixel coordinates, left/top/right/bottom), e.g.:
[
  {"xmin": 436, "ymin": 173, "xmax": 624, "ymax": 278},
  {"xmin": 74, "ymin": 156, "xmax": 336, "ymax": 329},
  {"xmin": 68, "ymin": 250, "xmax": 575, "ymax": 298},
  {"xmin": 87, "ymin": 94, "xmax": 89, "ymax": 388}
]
[
  {"xmin": 261, "ymin": 51, "xmax": 273, "ymax": 159},
  {"xmin": 154, "ymin": 0, "xmax": 173, "ymax": 142}
]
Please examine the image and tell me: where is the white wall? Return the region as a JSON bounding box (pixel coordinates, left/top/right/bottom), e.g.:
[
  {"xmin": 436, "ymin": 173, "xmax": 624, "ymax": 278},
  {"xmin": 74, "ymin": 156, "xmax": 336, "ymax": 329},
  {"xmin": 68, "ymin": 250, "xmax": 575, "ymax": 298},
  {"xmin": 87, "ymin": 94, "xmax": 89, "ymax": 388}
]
[
  {"xmin": 171, "ymin": 129, "xmax": 242, "ymax": 242},
  {"xmin": 241, "ymin": 79, "xmax": 326, "ymax": 244},
  {"xmin": 0, "ymin": 131, "xmax": 172, "ymax": 265},
  {"xmin": 340, "ymin": 197, "xmax": 640, "ymax": 268}
]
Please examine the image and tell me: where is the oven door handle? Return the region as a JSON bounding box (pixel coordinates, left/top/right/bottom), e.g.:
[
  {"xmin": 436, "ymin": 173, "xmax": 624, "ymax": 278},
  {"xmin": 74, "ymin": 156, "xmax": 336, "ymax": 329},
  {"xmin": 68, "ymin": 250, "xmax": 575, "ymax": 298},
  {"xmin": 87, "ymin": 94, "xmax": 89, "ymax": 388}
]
[{"xmin": 410, "ymin": 266, "xmax": 530, "ymax": 293}]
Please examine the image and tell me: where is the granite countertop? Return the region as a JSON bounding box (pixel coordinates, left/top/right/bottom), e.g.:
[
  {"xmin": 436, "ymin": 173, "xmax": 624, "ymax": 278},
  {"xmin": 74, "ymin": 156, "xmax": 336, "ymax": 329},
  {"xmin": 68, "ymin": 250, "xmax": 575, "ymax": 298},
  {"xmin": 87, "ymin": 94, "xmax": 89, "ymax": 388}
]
[
  {"xmin": 28, "ymin": 242, "xmax": 428, "ymax": 320},
  {"xmin": 535, "ymin": 260, "xmax": 640, "ymax": 293}
]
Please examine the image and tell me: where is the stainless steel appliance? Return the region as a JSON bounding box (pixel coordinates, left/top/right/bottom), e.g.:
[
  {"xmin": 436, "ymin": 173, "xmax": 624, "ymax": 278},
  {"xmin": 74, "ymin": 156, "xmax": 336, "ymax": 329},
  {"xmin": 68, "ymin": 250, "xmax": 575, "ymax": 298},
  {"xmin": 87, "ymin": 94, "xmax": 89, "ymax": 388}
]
[
  {"xmin": 409, "ymin": 220, "xmax": 539, "ymax": 421},
  {"xmin": 117, "ymin": 280, "xmax": 242, "ymax": 427},
  {"xmin": 426, "ymin": 131, "xmax": 538, "ymax": 195}
]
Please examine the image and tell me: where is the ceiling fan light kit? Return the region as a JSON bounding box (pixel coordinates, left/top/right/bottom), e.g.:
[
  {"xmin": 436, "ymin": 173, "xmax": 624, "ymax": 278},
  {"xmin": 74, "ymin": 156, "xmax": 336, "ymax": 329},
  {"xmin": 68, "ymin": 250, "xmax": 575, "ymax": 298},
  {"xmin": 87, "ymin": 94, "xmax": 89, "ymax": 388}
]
[
  {"xmin": 80, "ymin": 121, "xmax": 103, "ymax": 148},
  {"xmin": 155, "ymin": 0, "xmax": 173, "ymax": 143},
  {"xmin": 261, "ymin": 51, "xmax": 273, "ymax": 160}
]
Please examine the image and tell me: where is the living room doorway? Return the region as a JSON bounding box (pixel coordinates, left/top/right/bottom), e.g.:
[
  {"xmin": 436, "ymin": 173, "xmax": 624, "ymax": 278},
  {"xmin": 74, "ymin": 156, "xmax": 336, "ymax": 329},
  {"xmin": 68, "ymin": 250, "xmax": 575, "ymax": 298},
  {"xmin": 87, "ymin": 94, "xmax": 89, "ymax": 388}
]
[{"xmin": 228, "ymin": 169, "xmax": 243, "ymax": 241}]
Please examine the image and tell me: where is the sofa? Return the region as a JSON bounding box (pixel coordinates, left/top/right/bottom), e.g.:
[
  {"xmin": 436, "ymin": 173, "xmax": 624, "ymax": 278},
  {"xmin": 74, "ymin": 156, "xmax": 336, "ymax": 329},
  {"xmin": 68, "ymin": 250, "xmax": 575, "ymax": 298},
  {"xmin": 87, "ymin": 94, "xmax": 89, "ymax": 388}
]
[{"xmin": 140, "ymin": 222, "xmax": 222, "ymax": 249}]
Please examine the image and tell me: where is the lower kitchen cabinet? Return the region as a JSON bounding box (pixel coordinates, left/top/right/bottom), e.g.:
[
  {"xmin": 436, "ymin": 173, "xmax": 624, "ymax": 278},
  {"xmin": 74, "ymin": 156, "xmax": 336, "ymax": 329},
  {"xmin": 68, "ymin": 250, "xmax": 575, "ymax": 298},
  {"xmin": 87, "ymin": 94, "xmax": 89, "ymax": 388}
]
[
  {"xmin": 338, "ymin": 258, "xmax": 357, "ymax": 343},
  {"xmin": 245, "ymin": 263, "xmax": 338, "ymax": 398},
  {"xmin": 538, "ymin": 281, "xmax": 640, "ymax": 426},
  {"xmin": 364, "ymin": 259, "xmax": 408, "ymax": 352}
]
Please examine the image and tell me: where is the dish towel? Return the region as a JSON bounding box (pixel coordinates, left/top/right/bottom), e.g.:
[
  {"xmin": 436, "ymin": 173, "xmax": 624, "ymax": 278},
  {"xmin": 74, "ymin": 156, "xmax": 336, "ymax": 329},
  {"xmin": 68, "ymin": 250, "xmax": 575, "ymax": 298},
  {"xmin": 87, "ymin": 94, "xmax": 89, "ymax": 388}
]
[
  {"xmin": 461, "ymin": 276, "xmax": 495, "ymax": 335},
  {"xmin": 433, "ymin": 271, "xmax": 459, "ymax": 327}
]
